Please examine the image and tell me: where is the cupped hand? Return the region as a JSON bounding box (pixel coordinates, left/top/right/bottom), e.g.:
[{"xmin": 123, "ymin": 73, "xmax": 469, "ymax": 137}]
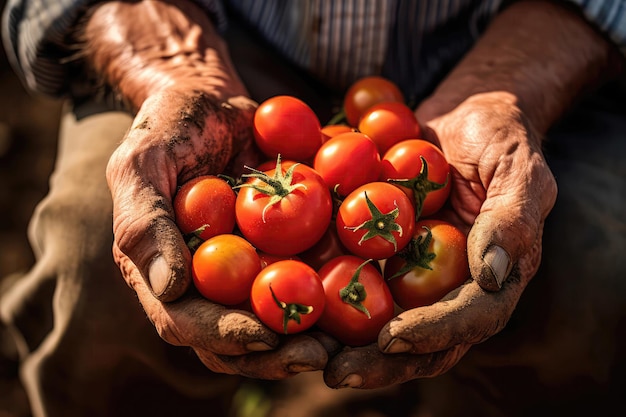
[
  {"xmin": 106, "ymin": 88, "xmax": 328, "ymax": 378},
  {"xmin": 324, "ymin": 91, "xmax": 558, "ymax": 388}
]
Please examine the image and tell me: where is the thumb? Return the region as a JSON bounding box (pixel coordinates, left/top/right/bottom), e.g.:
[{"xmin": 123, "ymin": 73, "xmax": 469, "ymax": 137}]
[
  {"xmin": 468, "ymin": 168, "xmax": 557, "ymax": 291},
  {"xmin": 107, "ymin": 151, "xmax": 191, "ymax": 303},
  {"xmin": 467, "ymin": 212, "xmax": 517, "ymax": 291}
]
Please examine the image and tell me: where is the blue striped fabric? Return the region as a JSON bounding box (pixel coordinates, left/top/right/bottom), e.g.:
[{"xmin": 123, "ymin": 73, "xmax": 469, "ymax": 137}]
[
  {"xmin": 567, "ymin": 0, "xmax": 626, "ymax": 48},
  {"xmin": 2, "ymin": 0, "xmax": 625, "ymax": 99}
]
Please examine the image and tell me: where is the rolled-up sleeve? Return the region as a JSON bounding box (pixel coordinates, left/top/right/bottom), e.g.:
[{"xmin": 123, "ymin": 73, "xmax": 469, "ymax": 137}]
[
  {"xmin": 566, "ymin": 0, "xmax": 626, "ymax": 55},
  {"xmin": 1, "ymin": 0, "xmax": 227, "ymax": 97}
]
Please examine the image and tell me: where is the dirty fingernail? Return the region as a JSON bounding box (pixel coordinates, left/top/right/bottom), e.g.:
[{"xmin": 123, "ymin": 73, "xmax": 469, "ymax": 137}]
[
  {"xmin": 337, "ymin": 374, "xmax": 363, "ymax": 389},
  {"xmin": 383, "ymin": 338, "xmax": 413, "ymax": 354},
  {"xmin": 483, "ymin": 245, "xmax": 511, "ymax": 288},
  {"xmin": 287, "ymin": 363, "xmax": 318, "ymax": 373},
  {"xmin": 148, "ymin": 256, "xmax": 170, "ymax": 296},
  {"xmin": 246, "ymin": 341, "xmax": 274, "ymax": 352}
]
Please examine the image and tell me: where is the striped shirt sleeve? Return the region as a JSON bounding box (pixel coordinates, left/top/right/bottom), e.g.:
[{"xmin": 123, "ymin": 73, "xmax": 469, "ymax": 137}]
[
  {"xmin": 566, "ymin": 0, "xmax": 626, "ymax": 55},
  {"xmin": 1, "ymin": 0, "xmax": 227, "ymax": 97}
]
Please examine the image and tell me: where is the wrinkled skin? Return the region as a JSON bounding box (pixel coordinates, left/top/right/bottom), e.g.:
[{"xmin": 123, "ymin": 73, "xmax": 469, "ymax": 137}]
[
  {"xmin": 90, "ymin": 0, "xmax": 620, "ymax": 387},
  {"xmin": 88, "ymin": 0, "xmax": 330, "ymax": 379},
  {"xmin": 324, "ymin": 92, "xmax": 556, "ymax": 388},
  {"xmin": 322, "ymin": 0, "xmax": 621, "ymax": 389}
]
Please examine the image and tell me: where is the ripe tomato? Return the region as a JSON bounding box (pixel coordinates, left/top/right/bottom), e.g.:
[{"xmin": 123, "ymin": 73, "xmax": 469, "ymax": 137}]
[
  {"xmin": 254, "ymin": 158, "xmax": 298, "ymax": 173},
  {"xmin": 173, "ymin": 175, "xmax": 236, "ymax": 242},
  {"xmin": 297, "ymin": 221, "xmax": 349, "ymax": 271},
  {"xmin": 313, "ymin": 131, "xmax": 382, "ymax": 197},
  {"xmin": 357, "ymin": 101, "xmax": 422, "ymax": 155},
  {"xmin": 381, "ymin": 139, "xmax": 451, "ymax": 219},
  {"xmin": 235, "ymin": 158, "xmax": 332, "ymax": 256},
  {"xmin": 250, "ymin": 260, "xmax": 325, "ymax": 334},
  {"xmin": 253, "ymin": 95, "xmax": 322, "ymax": 161},
  {"xmin": 192, "ymin": 234, "xmax": 262, "ymax": 305},
  {"xmin": 384, "ymin": 219, "xmax": 469, "ymax": 310},
  {"xmin": 316, "ymin": 256, "xmax": 395, "ymax": 346},
  {"xmin": 321, "ymin": 124, "xmax": 354, "ymax": 144},
  {"xmin": 343, "ymin": 76, "xmax": 404, "ymax": 127},
  {"xmin": 336, "ymin": 182, "xmax": 415, "ymax": 260},
  {"xmin": 258, "ymin": 252, "xmax": 301, "ymax": 268}
]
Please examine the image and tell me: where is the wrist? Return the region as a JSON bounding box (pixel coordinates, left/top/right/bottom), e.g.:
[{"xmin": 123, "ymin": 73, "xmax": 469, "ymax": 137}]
[
  {"xmin": 418, "ymin": 0, "xmax": 623, "ymax": 135},
  {"xmin": 82, "ymin": 0, "xmax": 248, "ymax": 110}
]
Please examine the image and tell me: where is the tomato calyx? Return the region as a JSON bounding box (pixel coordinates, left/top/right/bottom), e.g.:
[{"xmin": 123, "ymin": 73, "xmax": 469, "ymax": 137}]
[
  {"xmin": 388, "ymin": 226, "xmax": 436, "ymax": 280},
  {"xmin": 338, "ymin": 259, "xmax": 372, "ymax": 318},
  {"xmin": 343, "ymin": 191, "xmax": 404, "ymax": 252},
  {"xmin": 387, "ymin": 156, "xmax": 449, "ymax": 220},
  {"xmin": 183, "ymin": 225, "xmax": 208, "ymax": 253},
  {"xmin": 269, "ymin": 283, "xmax": 314, "ymax": 334},
  {"xmin": 235, "ymin": 156, "xmax": 307, "ymax": 222}
]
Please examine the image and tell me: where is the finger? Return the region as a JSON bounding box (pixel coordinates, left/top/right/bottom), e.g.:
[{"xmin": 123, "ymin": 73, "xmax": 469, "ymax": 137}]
[
  {"xmin": 306, "ymin": 330, "xmax": 344, "ymax": 356},
  {"xmin": 107, "ymin": 138, "xmax": 191, "ymax": 301},
  {"xmin": 324, "ymin": 343, "xmax": 470, "ymax": 389},
  {"xmin": 107, "ymin": 92, "xmax": 246, "ymax": 302},
  {"xmin": 468, "ymin": 146, "xmax": 557, "ymax": 291},
  {"xmin": 202, "ymin": 334, "xmax": 329, "ymax": 379},
  {"xmin": 121, "ymin": 253, "xmax": 280, "ymax": 355},
  {"xmin": 378, "ymin": 277, "xmax": 525, "ymax": 355}
]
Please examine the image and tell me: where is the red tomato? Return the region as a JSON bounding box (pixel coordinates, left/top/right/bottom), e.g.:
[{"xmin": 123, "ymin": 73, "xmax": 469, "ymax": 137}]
[
  {"xmin": 253, "ymin": 95, "xmax": 322, "ymax": 161},
  {"xmin": 384, "ymin": 219, "xmax": 469, "ymax": 310},
  {"xmin": 313, "ymin": 131, "xmax": 382, "ymax": 197},
  {"xmin": 336, "ymin": 182, "xmax": 415, "ymax": 260},
  {"xmin": 250, "ymin": 260, "xmax": 326, "ymax": 334},
  {"xmin": 192, "ymin": 234, "xmax": 262, "ymax": 305},
  {"xmin": 358, "ymin": 101, "xmax": 422, "ymax": 155},
  {"xmin": 235, "ymin": 159, "xmax": 332, "ymax": 256},
  {"xmin": 343, "ymin": 76, "xmax": 404, "ymax": 127},
  {"xmin": 316, "ymin": 256, "xmax": 395, "ymax": 346},
  {"xmin": 297, "ymin": 221, "xmax": 349, "ymax": 271},
  {"xmin": 258, "ymin": 252, "xmax": 301, "ymax": 268},
  {"xmin": 173, "ymin": 175, "xmax": 236, "ymax": 241},
  {"xmin": 380, "ymin": 139, "xmax": 451, "ymax": 219},
  {"xmin": 254, "ymin": 158, "xmax": 298, "ymax": 173},
  {"xmin": 321, "ymin": 124, "xmax": 354, "ymax": 144}
]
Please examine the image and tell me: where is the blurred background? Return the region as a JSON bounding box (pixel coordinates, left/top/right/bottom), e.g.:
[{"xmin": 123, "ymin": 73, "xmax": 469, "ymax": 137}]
[{"xmin": 1, "ymin": 3, "xmax": 62, "ymax": 414}]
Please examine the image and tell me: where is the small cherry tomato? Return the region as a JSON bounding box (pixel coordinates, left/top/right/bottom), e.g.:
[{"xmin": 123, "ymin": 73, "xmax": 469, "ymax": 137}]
[
  {"xmin": 313, "ymin": 131, "xmax": 382, "ymax": 197},
  {"xmin": 316, "ymin": 256, "xmax": 395, "ymax": 346},
  {"xmin": 258, "ymin": 252, "xmax": 301, "ymax": 268},
  {"xmin": 250, "ymin": 260, "xmax": 326, "ymax": 334},
  {"xmin": 358, "ymin": 101, "xmax": 422, "ymax": 155},
  {"xmin": 384, "ymin": 219, "xmax": 469, "ymax": 310},
  {"xmin": 253, "ymin": 95, "xmax": 322, "ymax": 161},
  {"xmin": 192, "ymin": 234, "xmax": 262, "ymax": 305},
  {"xmin": 173, "ymin": 175, "xmax": 236, "ymax": 241},
  {"xmin": 343, "ymin": 76, "xmax": 404, "ymax": 127},
  {"xmin": 336, "ymin": 182, "xmax": 415, "ymax": 260},
  {"xmin": 254, "ymin": 158, "xmax": 298, "ymax": 173},
  {"xmin": 235, "ymin": 158, "xmax": 333, "ymax": 256},
  {"xmin": 298, "ymin": 221, "xmax": 349, "ymax": 271},
  {"xmin": 381, "ymin": 139, "xmax": 451, "ymax": 219},
  {"xmin": 321, "ymin": 124, "xmax": 354, "ymax": 144}
]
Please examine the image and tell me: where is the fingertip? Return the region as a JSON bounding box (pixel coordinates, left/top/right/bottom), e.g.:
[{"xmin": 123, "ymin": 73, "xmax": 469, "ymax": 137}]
[
  {"xmin": 474, "ymin": 244, "xmax": 512, "ymax": 292},
  {"xmin": 148, "ymin": 253, "xmax": 190, "ymax": 302},
  {"xmin": 148, "ymin": 255, "xmax": 171, "ymax": 296}
]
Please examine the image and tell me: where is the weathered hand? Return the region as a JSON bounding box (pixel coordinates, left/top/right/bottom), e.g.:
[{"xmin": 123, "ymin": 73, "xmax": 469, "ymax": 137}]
[
  {"xmin": 106, "ymin": 89, "xmax": 328, "ymax": 378},
  {"xmin": 81, "ymin": 0, "xmax": 331, "ymax": 379},
  {"xmin": 324, "ymin": 91, "xmax": 557, "ymax": 388}
]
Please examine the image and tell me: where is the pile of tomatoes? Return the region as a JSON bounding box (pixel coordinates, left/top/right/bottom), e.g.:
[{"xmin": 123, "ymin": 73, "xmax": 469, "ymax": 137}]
[{"xmin": 173, "ymin": 76, "xmax": 470, "ymax": 347}]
